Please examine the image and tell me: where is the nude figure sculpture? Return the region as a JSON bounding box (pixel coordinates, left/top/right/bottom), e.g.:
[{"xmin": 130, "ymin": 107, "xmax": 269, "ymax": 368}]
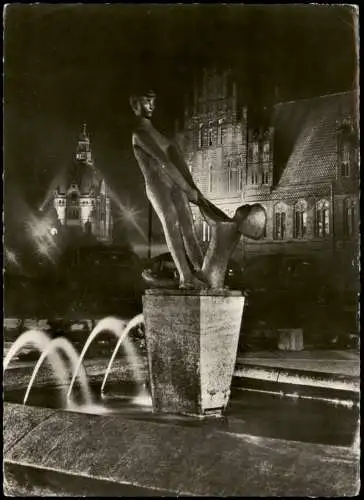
[{"xmin": 130, "ymin": 89, "xmax": 267, "ymax": 290}]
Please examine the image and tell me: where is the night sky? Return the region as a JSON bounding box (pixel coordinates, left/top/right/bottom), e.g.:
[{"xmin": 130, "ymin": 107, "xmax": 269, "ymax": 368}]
[{"xmin": 4, "ymin": 4, "xmax": 357, "ymax": 252}]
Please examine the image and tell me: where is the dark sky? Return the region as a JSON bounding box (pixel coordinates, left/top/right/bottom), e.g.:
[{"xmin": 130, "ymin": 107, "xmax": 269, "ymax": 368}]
[{"xmin": 4, "ymin": 3, "xmax": 357, "ymax": 250}]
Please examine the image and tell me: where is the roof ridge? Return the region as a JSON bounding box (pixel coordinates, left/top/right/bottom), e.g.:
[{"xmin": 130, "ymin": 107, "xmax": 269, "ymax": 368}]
[{"xmin": 274, "ymin": 90, "xmax": 356, "ymax": 108}]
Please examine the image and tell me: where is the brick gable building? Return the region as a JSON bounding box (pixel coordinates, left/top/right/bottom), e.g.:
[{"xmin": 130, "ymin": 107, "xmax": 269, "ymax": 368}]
[{"xmin": 176, "ymin": 70, "xmax": 359, "ymax": 286}]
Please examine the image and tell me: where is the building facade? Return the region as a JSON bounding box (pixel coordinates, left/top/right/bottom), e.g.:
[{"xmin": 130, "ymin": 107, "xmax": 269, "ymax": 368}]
[
  {"xmin": 53, "ymin": 124, "xmax": 113, "ymax": 243},
  {"xmin": 175, "ymin": 68, "xmax": 248, "ymax": 246},
  {"xmin": 176, "ymin": 70, "xmax": 359, "ymax": 276}
]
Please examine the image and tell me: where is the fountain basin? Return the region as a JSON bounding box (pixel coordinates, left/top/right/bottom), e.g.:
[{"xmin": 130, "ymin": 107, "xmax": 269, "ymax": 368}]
[
  {"xmin": 143, "ymin": 289, "xmax": 244, "ymax": 417},
  {"xmin": 3, "ymin": 400, "xmax": 359, "ymax": 497}
]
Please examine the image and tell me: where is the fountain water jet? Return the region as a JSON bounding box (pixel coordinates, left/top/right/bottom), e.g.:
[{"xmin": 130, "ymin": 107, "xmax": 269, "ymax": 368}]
[
  {"xmin": 67, "ymin": 315, "xmax": 145, "ymax": 400},
  {"xmin": 101, "ymin": 313, "xmax": 145, "ymax": 394},
  {"xmin": 23, "ymin": 337, "xmax": 93, "ymax": 407},
  {"xmin": 3, "ymin": 330, "xmax": 70, "ymax": 405}
]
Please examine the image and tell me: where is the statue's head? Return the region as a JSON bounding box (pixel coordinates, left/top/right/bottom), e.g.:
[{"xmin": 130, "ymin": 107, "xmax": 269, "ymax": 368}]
[{"xmin": 129, "ymin": 90, "xmax": 156, "ymax": 118}]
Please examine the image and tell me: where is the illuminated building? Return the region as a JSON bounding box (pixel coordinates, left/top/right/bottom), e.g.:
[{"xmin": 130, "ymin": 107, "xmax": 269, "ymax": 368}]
[
  {"xmin": 53, "ymin": 124, "xmax": 113, "ymax": 242},
  {"xmin": 176, "ymin": 69, "xmax": 359, "ymax": 271}
]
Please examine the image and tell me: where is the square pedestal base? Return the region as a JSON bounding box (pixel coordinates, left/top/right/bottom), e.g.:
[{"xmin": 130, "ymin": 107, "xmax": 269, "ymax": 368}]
[{"xmin": 143, "ymin": 289, "xmax": 244, "ymax": 417}]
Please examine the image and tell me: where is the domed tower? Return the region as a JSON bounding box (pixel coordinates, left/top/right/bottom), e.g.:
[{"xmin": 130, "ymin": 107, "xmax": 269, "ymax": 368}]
[{"xmin": 53, "ymin": 124, "xmax": 113, "ymax": 242}]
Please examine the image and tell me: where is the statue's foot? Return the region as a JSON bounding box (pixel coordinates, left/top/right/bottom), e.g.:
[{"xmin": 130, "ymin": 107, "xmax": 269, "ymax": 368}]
[
  {"xmin": 179, "ymin": 275, "xmax": 208, "ymax": 290},
  {"xmin": 142, "ymin": 269, "xmax": 177, "ymax": 289},
  {"xmin": 193, "ymin": 269, "xmax": 210, "ymax": 285}
]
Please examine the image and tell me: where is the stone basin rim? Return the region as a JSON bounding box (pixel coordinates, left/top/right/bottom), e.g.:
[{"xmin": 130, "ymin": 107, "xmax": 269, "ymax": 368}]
[{"xmin": 144, "ymin": 288, "xmax": 243, "ymax": 297}]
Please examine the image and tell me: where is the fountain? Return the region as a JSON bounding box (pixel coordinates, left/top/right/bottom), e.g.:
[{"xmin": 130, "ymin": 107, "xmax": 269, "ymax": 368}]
[
  {"xmin": 67, "ymin": 315, "xmax": 145, "ymax": 400},
  {"xmin": 3, "ymin": 315, "xmax": 360, "ymax": 496},
  {"xmin": 4, "ymin": 330, "xmax": 71, "ymax": 406},
  {"xmin": 4, "ymin": 317, "xmax": 148, "ymax": 413},
  {"xmin": 23, "ymin": 337, "xmax": 92, "ymax": 406}
]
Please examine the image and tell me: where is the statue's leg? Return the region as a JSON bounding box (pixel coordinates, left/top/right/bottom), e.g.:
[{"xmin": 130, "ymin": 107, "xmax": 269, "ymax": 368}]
[
  {"xmin": 149, "ymin": 192, "xmax": 205, "ymax": 289},
  {"xmin": 202, "ymin": 217, "xmax": 241, "ymax": 289},
  {"xmin": 201, "ymin": 204, "xmax": 267, "ymax": 289},
  {"xmin": 173, "ymin": 190, "xmax": 203, "ymax": 271}
]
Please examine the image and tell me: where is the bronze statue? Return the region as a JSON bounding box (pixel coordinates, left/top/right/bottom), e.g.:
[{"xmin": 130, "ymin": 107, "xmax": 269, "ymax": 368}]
[{"xmin": 130, "ymin": 90, "xmax": 266, "ymax": 290}]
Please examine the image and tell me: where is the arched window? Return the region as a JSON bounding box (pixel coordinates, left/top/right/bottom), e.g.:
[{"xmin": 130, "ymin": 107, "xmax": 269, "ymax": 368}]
[
  {"xmin": 344, "ymin": 198, "xmax": 356, "ymax": 237},
  {"xmin": 262, "ymin": 141, "xmax": 270, "ymax": 163},
  {"xmin": 217, "ymin": 119, "xmax": 223, "ymax": 145},
  {"xmin": 238, "ymin": 166, "xmax": 243, "ymax": 191},
  {"xmin": 294, "ymin": 200, "xmax": 308, "ymax": 238},
  {"xmin": 199, "ymin": 124, "xmax": 204, "ymax": 148},
  {"xmin": 208, "ymin": 126, "xmax": 213, "ymax": 146},
  {"xmin": 340, "ymin": 141, "xmax": 351, "ymax": 177},
  {"xmin": 249, "ymin": 142, "xmax": 259, "ymax": 163},
  {"xmin": 251, "ymin": 168, "xmax": 258, "ymax": 185},
  {"xmin": 262, "ymin": 169, "xmax": 269, "ymax": 185},
  {"xmin": 228, "ymin": 160, "xmax": 239, "ymax": 193},
  {"xmin": 315, "ymin": 199, "xmax": 330, "ymax": 237},
  {"xmin": 69, "ymin": 192, "xmax": 78, "ymax": 202},
  {"xmin": 202, "ymin": 220, "xmax": 211, "ymax": 242},
  {"xmin": 274, "ymin": 202, "xmax": 287, "ymax": 240}
]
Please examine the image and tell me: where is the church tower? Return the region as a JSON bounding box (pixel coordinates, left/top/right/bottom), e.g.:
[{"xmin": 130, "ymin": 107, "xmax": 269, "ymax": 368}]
[{"xmin": 53, "ymin": 124, "xmax": 113, "ymax": 243}]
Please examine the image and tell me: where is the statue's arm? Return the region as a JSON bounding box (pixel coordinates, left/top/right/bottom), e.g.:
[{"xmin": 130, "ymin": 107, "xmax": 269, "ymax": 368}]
[{"xmin": 133, "ymin": 130, "xmax": 199, "ymax": 202}]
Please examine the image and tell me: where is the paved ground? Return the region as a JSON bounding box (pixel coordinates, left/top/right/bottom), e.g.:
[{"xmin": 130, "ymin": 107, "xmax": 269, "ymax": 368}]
[{"xmin": 237, "ymin": 349, "xmax": 360, "ymax": 377}]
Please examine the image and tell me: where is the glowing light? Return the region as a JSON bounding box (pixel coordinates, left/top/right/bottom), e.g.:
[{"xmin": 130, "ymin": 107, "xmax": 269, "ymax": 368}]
[
  {"xmin": 5, "ymin": 247, "xmax": 20, "ymax": 267},
  {"xmin": 110, "ymin": 191, "xmax": 147, "ymax": 242},
  {"xmin": 26, "ymin": 213, "xmax": 59, "ymax": 263}
]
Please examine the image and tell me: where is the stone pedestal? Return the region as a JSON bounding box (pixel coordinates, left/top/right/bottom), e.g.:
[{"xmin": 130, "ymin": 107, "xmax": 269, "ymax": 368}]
[{"xmin": 143, "ymin": 289, "xmax": 244, "ymax": 417}]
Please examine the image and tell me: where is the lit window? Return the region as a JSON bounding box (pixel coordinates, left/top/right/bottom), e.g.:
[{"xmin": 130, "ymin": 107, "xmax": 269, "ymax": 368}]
[
  {"xmin": 199, "ymin": 125, "xmax": 204, "ymax": 148},
  {"xmin": 340, "ymin": 141, "xmax": 351, "ymax": 177},
  {"xmin": 315, "ymin": 199, "xmax": 330, "ymax": 237},
  {"xmin": 274, "ymin": 203, "xmax": 287, "ymax": 240},
  {"xmin": 228, "ymin": 161, "xmax": 239, "ymax": 192},
  {"xmin": 218, "ymin": 119, "xmax": 223, "ymax": 145},
  {"xmin": 208, "ymin": 127, "xmax": 213, "ymax": 146},
  {"xmin": 251, "ymin": 169, "xmax": 258, "ymax": 185},
  {"xmin": 76, "ymin": 151, "xmax": 87, "ymax": 161},
  {"xmin": 249, "ymin": 142, "xmax": 259, "ymax": 163},
  {"xmin": 344, "ymin": 199, "xmax": 356, "ymax": 237},
  {"xmin": 262, "ymin": 141, "xmax": 270, "ymax": 162},
  {"xmin": 294, "ymin": 200, "xmax": 308, "ymax": 238},
  {"xmin": 238, "ymin": 166, "xmax": 243, "ymax": 191}
]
